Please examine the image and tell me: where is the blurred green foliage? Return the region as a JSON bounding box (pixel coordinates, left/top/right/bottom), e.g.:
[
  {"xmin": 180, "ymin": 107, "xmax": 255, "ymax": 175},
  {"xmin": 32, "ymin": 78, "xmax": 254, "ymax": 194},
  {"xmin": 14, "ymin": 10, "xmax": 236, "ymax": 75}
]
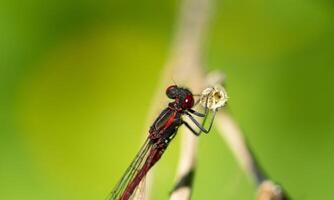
[{"xmin": 1, "ymin": 0, "xmax": 334, "ymax": 199}]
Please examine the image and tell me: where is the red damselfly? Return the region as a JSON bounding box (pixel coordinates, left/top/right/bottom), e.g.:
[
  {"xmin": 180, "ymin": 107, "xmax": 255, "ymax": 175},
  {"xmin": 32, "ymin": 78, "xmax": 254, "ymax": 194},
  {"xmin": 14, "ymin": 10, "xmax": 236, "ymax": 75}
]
[{"xmin": 107, "ymin": 85, "xmax": 227, "ymax": 200}]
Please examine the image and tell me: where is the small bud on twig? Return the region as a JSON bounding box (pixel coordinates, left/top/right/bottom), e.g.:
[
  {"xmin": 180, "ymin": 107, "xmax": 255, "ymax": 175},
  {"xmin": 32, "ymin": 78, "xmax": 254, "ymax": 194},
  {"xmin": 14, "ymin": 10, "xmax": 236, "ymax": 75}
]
[
  {"xmin": 200, "ymin": 85, "xmax": 228, "ymax": 111},
  {"xmin": 256, "ymin": 180, "xmax": 284, "ymax": 200}
]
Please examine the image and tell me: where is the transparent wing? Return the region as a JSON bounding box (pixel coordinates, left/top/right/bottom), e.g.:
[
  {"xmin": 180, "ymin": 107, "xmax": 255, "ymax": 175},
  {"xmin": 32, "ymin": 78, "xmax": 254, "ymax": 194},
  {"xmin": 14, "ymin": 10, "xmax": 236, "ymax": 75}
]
[{"xmin": 107, "ymin": 139, "xmax": 152, "ymax": 200}]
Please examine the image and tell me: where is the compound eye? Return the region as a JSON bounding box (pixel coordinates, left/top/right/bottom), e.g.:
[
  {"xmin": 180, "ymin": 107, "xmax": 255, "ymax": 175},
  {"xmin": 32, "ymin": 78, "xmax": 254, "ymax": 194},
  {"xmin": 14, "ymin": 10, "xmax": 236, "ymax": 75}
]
[
  {"xmin": 182, "ymin": 94, "xmax": 194, "ymax": 109},
  {"xmin": 166, "ymin": 85, "xmax": 178, "ymax": 99}
]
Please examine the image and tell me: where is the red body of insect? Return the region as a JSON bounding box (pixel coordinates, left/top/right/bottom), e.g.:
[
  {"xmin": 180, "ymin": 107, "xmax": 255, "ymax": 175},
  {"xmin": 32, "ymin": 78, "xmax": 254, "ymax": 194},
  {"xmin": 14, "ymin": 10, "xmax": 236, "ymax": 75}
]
[{"xmin": 108, "ymin": 85, "xmax": 213, "ymax": 200}]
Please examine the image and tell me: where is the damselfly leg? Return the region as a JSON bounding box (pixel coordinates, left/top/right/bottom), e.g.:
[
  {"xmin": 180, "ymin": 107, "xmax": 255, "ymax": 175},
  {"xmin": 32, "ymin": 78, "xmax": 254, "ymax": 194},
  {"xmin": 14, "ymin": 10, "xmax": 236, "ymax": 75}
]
[{"xmin": 183, "ymin": 90, "xmax": 217, "ymax": 136}]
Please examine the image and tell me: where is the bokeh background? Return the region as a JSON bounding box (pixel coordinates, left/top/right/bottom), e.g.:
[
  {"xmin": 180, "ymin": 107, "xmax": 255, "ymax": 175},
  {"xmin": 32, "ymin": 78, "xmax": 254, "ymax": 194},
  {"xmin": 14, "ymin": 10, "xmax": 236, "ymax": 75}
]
[{"xmin": 1, "ymin": 0, "xmax": 334, "ymax": 199}]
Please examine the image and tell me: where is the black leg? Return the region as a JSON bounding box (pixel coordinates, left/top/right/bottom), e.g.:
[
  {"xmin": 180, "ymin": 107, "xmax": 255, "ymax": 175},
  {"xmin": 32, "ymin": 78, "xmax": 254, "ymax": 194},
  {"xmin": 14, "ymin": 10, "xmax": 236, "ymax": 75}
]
[
  {"xmin": 185, "ymin": 111, "xmax": 216, "ymax": 134},
  {"xmin": 185, "ymin": 89, "xmax": 216, "ymax": 134},
  {"xmin": 188, "ymin": 109, "xmax": 206, "ymax": 117},
  {"xmin": 183, "ymin": 121, "xmax": 201, "ymax": 136},
  {"xmin": 188, "ymin": 94, "xmax": 210, "ymax": 117}
]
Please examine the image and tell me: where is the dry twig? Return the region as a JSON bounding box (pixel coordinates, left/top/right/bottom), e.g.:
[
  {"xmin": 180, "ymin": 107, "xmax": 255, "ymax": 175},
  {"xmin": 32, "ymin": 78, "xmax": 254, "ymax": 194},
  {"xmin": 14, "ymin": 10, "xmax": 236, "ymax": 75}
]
[
  {"xmin": 216, "ymin": 112, "xmax": 289, "ymax": 200},
  {"xmin": 139, "ymin": 0, "xmax": 290, "ymax": 199}
]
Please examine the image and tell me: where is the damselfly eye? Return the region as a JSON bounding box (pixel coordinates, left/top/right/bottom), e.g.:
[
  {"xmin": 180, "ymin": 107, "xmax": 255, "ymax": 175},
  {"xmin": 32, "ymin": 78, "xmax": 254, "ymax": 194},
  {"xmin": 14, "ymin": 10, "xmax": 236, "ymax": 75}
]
[
  {"xmin": 166, "ymin": 85, "xmax": 178, "ymax": 99},
  {"xmin": 182, "ymin": 94, "xmax": 194, "ymax": 109}
]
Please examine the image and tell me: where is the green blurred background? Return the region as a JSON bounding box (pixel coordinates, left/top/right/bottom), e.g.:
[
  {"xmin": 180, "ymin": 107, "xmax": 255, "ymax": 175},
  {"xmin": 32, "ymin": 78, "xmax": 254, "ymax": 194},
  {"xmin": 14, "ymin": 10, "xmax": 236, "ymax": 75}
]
[{"xmin": 1, "ymin": 0, "xmax": 334, "ymax": 199}]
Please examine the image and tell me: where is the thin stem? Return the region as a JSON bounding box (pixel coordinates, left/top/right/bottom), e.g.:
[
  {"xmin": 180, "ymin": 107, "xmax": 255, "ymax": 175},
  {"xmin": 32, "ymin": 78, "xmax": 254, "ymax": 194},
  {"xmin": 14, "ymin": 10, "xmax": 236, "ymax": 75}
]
[
  {"xmin": 215, "ymin": 112, "xmax": 267, "ymax": 184},
  {"xmin": 215, "ymin": 107, "xmax": 289, "ymax": 200}
]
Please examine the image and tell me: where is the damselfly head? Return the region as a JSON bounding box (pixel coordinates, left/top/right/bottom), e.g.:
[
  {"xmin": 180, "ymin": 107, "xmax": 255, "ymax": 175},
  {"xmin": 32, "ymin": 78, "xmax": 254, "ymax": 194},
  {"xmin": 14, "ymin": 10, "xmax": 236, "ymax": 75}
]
[
  {"xmin": 166, "ymin": 85, "xmax": 178, "ymax": 99},
  {"xmin": 166, "ymin": 85, "xmax": 194, "ymax": 110}
]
